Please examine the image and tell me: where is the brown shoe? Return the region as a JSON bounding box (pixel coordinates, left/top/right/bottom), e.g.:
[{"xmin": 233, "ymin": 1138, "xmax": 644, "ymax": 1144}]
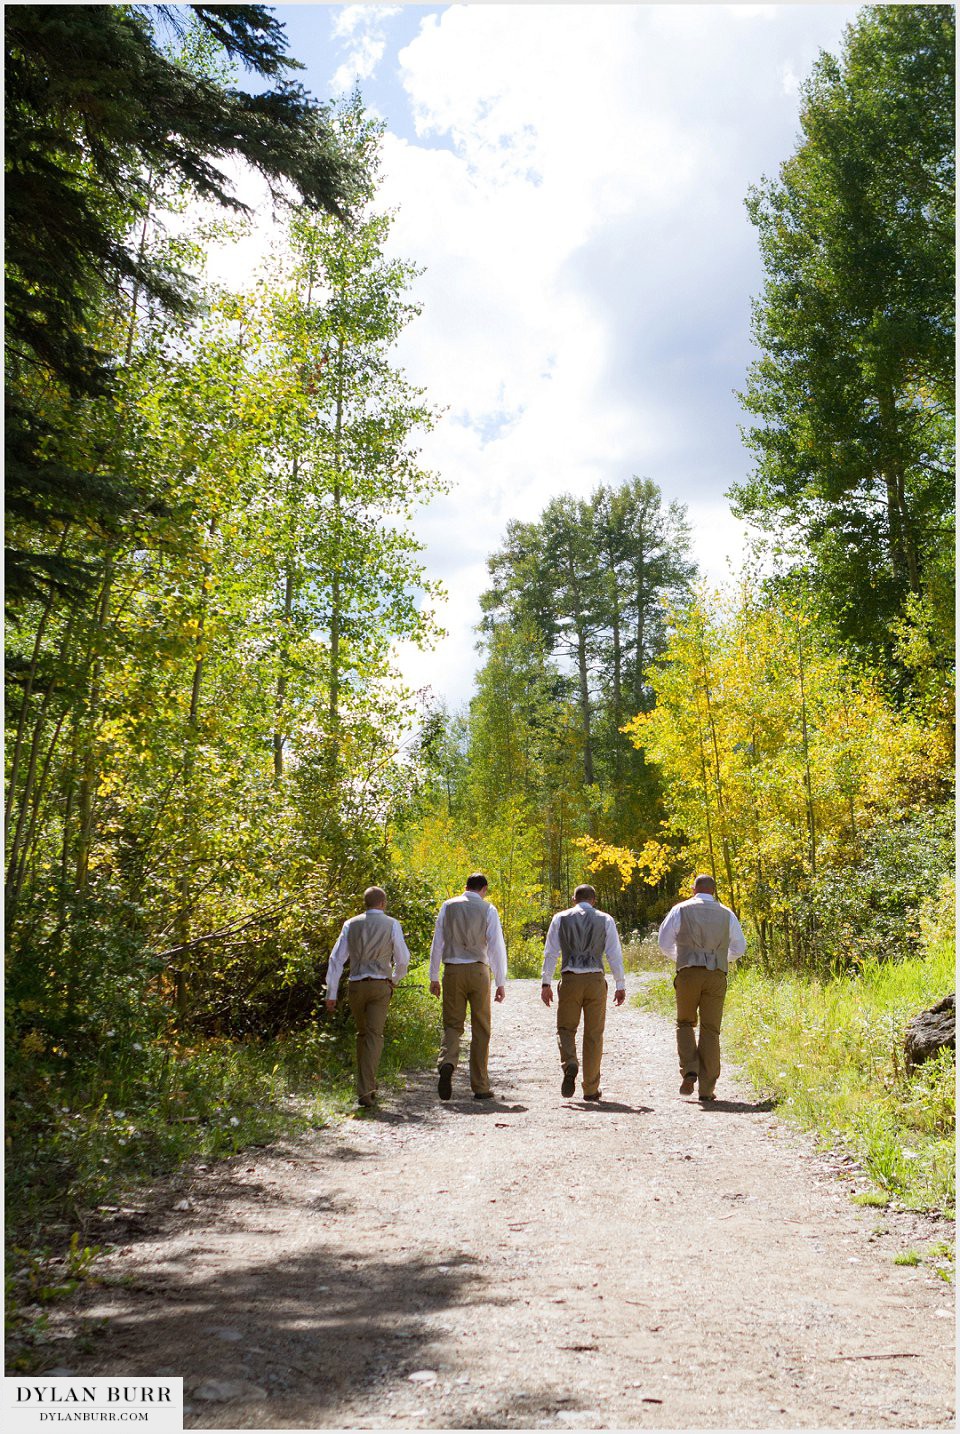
[
  {"xmin": 698, "ymin": 1090, "xmax": 716, "ymax": 1102},
  {"xmin": 561, "ymin": 1062, "xmax": 578, "ymax": 1098},
  {"xmin": 583, "ymin": 1091, "xmax": 602, "ymax": 1101},
  {"xmin": 473, "ymin": 1090, "xmax": 495, "ymax": 1100},
  {"xmin": 438, "ymin": 1063, "xmax": 454, "ymax": 1101},
  {"xmin": 679, "ymin": 1073, "xmax": 697, "ymax": 1095}
]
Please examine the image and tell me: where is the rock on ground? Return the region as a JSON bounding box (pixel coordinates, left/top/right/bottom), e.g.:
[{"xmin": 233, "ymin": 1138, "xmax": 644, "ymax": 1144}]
[{"xmin": 904, "ymin": 993, "xmax": 955, "ymax": 1070}]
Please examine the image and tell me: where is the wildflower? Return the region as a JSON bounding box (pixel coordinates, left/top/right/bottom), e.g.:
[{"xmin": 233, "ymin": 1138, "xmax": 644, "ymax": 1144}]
[{"xmin": 229, "ymin": 1116, "xmax": 240, "ymax": 1127}]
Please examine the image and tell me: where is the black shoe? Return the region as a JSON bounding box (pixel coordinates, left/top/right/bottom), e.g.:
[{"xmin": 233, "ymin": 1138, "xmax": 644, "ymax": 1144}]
[
  {"xmin": 583, "ymin": 1091, "xmax": 602, "ymax": 1102},
  {"xmin": 438, "ymin": 1063, "xmax": 454, "ymax": 1101},
  {"xmin": 698, "ymin": 1090, "xmax": 716, "ymax": 1102},
  {"xmin": 679, "ymin": 1073, "xmax": 697, "ymax": 1095},
  {"xmin": 473, "ymin": 1090, "xmax": 495, "ymax": 1100},
  {"xmin": 561, "ymin": 1062, "xmax": 579, "ymax": 1098}
]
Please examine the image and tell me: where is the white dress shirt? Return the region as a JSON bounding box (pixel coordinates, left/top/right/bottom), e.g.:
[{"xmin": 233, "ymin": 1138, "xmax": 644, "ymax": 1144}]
[
  {"xmin": 657, "ymin": 893, "xmax": 747, "ymax": 969},
  {"xmin": 325, "ymin": 914, "xmax": 411, "ymax": 1000},
  {"xmin": 541, "ymin": 902, "xmax": 626, "ymax": 991},
  {"xmin": 428, "ymin": 891, "xmax": 508, "ymax": 988}
]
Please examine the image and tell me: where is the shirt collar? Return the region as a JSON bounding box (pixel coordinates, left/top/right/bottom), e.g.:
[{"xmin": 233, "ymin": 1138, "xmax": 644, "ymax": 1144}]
[
  {"xmin": 693, "ymin": 893, "xmax": 715, "ymax": 902},
  {"xmin": 464, "ymin": 890, "xmax": 484, "ymax": 901}
]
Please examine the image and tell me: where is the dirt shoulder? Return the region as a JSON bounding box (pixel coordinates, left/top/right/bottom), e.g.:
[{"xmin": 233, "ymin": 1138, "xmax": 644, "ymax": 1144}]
[{"xmin": 48, "ymin": 976, "xmax": 954, "ymax": 1429}]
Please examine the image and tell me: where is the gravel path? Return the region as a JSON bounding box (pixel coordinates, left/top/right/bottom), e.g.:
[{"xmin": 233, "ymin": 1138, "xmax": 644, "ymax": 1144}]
[{"xmin": 65, "ymin": 976, "xmax": 954, "ymax": 1428}]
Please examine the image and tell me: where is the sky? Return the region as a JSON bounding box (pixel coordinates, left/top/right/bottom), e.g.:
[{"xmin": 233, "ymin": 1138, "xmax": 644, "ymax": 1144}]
[{"xmin": 209, "ymin": 2, "xmax": 862, "ymax": 710}]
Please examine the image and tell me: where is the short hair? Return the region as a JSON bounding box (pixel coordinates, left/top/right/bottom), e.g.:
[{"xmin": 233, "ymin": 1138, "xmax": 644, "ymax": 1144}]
[
  {"xmin": 693, "ymin": 873, "xmax": 716, "ymax": 894},
  {"xmin": 465, "ymin": 872, "xmax": 488, "ymax": 892},
  {"xmin": 574, "ymin": 884, "xmax": 597, "ymax": 903},
  {"xmin": 364, "ymin": 886, "xmax": 388, "ymax": 909}
]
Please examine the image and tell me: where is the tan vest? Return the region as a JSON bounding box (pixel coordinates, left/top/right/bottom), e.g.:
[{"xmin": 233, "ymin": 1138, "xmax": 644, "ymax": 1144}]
[
  {"xmin": 346, "ymin": 909, "xmax": 395, "ymax": 980},
  {"xmin": 676, "ymin": 900, "xmax": 732, "ymax": 973},
  {"xmin": 441, "ymin": 895, "xmax": 488, "ymax": 963},
  {"xmin": 558, "ymin": 905, "xmax": 607, "ymax": 973}
]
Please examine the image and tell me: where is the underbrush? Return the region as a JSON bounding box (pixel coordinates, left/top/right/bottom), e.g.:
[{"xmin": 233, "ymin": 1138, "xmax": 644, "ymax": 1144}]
[
  {"xmin": 6, "ymin": 981, "xmax": 439, "ymax": 1366},
  {"xmin": 633, "ymin": 889, "xmax": 955, "ymax": 1214},
  {"xmin": 622, "ymin": 933, "xmax": 674, "ymax": 973},
  {"xmin": 508, "ymin": 935, "xmax": 547, "ymax": 979}
]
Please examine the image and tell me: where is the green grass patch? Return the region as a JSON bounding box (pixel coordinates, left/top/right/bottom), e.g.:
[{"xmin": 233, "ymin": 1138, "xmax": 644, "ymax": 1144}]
[
  {"xmin": 631, "ymin": 971, "xmax": 675, "ymax": 1015},
  {"xmin": 850, "ymin": 1190, "xmax": 890, "ymax": 1208},
  {"xmin": 630, "ymin": 904, "xmax": 954, "ymax": 1214},
  {"xmin": 894, "ymin": 1250, "xmax": 922, "ymax": 1266}
]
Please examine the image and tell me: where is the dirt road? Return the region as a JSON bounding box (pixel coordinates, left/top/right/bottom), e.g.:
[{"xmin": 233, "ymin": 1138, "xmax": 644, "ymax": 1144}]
[{"xmin": 63, "ymin": 977, "xmax": 954, "ymax": 1428}]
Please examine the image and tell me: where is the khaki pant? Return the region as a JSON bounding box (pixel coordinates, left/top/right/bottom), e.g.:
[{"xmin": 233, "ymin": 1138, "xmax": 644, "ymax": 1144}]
[
  {"xmin": 674, "ymin": 965, "xmax": 727, "ymax": 1097},
  {"xmin": 439, "ymin": 962, "xmax": 492, "ymax": 1094},
  {"xmin": 557, "ymin": 970, "xmax": 607, "ymax": 1097},
  {"xmin": 347, "ymin": 978, "xmax": 393, "ymax": 1104}
]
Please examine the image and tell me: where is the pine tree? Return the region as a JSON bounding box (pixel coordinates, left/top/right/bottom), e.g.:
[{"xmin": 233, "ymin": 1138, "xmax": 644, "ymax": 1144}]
[{"xmin": 5, "ymin": 4, "xmax": 355, "ymax": 607}]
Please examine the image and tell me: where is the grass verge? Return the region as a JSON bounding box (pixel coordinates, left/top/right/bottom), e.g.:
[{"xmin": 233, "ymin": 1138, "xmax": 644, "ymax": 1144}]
[{"xmin": 632, "ymin": 901, "xmax": 955, "ymax": 1215}]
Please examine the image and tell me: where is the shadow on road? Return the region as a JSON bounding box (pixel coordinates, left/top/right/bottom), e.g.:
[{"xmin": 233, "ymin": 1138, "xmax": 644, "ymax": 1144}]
[
  {"xmin": 433, "ymin": 1100, "xmax": 530, "ymax": 1116},
  {"xmin": 698, "ymin": 1097, "xmax": 778, "ymax": 1114},
  {"xmin": 76, "ymin": 1203, "xmax": 507, "ymax": 1422},
  {"xmin": 568, "ymin": 1100, "xmax": 653, "ymax": 1115}
]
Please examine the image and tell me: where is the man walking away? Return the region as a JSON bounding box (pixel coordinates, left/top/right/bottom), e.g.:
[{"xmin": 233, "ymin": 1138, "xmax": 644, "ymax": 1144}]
[
  {"xmin": 658, "ymin": 873, "xmax": 746, "ymax": 1100},
  {"xmin": 541, "ymin": 884, "xmax": 626, "ymax": 1101},
  {"xmin": 430, "ymin": 873, "xmax": 507, "ymax": 1101},
  {"xmin": 325, "ymin": 886, "xmax": 411, "ymax": 1108}
]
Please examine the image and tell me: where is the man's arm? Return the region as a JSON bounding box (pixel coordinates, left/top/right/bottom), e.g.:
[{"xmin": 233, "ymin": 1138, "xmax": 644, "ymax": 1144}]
[
  {"xmin": 604, "ymin": 916, "xmax": 627, "ymax": 1000},
  {"xmin": 391, "ymin": 919, "xmax": 411, "ymax": 983},
  {"xmin": 540, "ymin": 916, "xmax": 560, "ymax": 1003},
  {"xmin": 486, "ymin": 904, "xmax": 508, "ymax": 994},
  {"xmin": 428, "ymin": 906, "xmax": 445, "ymax": 984},
  {"xmin": 657, "ymin": 906, "xmax": 681, "ymax": 960},
  {"xmin": 325, "ymin": 922, "xmax": 351, "ymax": 1005},
  {"xmin": 727, "ymin": 910, "xmax": 747, "ymax": 962}
]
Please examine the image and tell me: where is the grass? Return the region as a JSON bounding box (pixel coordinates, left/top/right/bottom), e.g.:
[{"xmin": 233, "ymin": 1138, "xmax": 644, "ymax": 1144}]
[
  {"xmin": 632, "ymin": 898, "xmax": 955, "ymax": 1215},
  {"xmin": 894, "ymin": 1250, "xmax": 922, "ymax": 1266},
  {"xmin": 622, "ymin": 933, "xmax": 675, "ymax": 974},
  {"xmin": 6, "ymin": 976, "xmax": 440, "ymax": 1368}
]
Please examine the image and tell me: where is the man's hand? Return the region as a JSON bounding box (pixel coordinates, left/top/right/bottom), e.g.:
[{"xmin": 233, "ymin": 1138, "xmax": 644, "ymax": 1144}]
[
  {"xmin": 613, "ymin": 988, "xmax": 626, "ymax": 1007},
  {"xmin": 429, "ymin": 980, "xmax": 441, "ymax": 999},
  {"xmin": 541, "ymin": 984, "xmax": 553, "ymax": 1007},
  {"xmin": 325, "ymin": 998, "xmax": 337, "ymax": 1013},
  {"xmin": 494, "ymin": 985, "xmax": 506, "ymax": 1003}
]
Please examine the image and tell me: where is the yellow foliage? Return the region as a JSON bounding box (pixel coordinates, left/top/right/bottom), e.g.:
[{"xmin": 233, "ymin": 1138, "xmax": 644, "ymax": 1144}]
[
  {"xmin": 572, "ymin": 835, "xmax": 674, "ymax": 889},
  {"xmin": 20, "ymin": 1030, "xmax": 45, "ymax": 1056},
  {"xmin": 625, "ymin": 584, "xmax": 950, "ymax": 933}
]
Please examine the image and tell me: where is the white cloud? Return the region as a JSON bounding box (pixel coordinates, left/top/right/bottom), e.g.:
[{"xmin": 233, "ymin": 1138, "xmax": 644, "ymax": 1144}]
[
  {"xmin": 779, "ymin": 61, "xmax": 802, "ymax": 95},
  {"xmin": 330, "ymin": 3, "xmax": 401, "ymax": 93}
]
